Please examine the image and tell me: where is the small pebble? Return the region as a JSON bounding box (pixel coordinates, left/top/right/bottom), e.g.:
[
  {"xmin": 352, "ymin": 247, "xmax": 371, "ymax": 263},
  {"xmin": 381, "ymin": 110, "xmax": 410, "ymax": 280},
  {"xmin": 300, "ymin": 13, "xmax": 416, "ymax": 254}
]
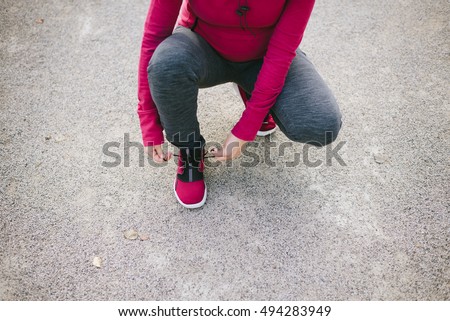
[
  {"xmin": 139, "ymin": 234, "xmax": 150, "ymax": 241},
  {"xmin": 92, "ymin": 256, "xmax": 102, "ymax": 268}
]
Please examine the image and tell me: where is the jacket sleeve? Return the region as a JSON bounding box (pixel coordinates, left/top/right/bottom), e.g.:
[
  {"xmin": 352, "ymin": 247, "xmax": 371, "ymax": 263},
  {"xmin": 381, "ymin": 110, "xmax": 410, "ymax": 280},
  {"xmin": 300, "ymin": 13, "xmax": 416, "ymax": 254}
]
[
  {"xmin": 231, "ymin": 0, "xmax": 315, "ymax": 141},
  {"xmin": 137, "ymin": 0, "xmax": 183, "ymax": 146}
]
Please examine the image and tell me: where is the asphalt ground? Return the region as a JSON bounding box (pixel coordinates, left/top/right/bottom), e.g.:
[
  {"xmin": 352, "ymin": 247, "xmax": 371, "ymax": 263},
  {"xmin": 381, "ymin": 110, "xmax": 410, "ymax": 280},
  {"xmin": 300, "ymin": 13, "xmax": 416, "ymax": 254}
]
[{"xmin": 0, "ymin": 0, "xmax": 449, "ymax": 300}]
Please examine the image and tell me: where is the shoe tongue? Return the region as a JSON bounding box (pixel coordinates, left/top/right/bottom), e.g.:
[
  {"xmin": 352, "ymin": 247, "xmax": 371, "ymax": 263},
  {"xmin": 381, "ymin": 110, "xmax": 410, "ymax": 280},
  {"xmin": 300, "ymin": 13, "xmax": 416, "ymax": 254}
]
[{"xmin": 180, "ymin": 148, "xmax": 203, "ymax": 166}]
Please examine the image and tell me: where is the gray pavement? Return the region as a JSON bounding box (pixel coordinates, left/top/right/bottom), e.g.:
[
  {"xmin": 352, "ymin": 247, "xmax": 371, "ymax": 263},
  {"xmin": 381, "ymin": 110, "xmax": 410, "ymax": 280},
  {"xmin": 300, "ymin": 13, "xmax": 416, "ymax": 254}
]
[{"xmin": 0, "ymin": 0, "xmax": 449, "ymax": 300}]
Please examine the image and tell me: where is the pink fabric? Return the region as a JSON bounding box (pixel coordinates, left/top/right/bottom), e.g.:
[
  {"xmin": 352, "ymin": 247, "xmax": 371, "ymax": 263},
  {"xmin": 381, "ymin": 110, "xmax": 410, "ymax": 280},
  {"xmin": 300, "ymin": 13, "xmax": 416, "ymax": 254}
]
[{"xmin": 137, "ymin": 0, "xmax": 315, "ymax": 145}]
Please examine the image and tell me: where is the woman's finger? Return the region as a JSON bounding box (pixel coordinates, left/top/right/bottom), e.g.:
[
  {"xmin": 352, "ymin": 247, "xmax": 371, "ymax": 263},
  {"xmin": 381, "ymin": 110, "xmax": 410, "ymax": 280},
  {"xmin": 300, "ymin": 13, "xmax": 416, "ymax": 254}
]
[
  {"xmin": 152, "ymin": 147, "xmax": 165, "ymax": 163},
  {"xmin": 162, "ymin": 151, "xmax": 173, "ymax": 161}
]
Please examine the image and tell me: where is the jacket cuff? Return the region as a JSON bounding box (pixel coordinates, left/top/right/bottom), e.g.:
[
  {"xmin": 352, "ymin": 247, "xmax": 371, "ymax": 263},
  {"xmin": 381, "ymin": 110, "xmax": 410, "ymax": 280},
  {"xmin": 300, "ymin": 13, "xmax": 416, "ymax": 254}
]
[
  {"xmin": 231, "ymin": 107, "xmax": 268, "ymax": 141},
  {"xmin": 138, "ymin": 110, "xmax": 165, "ymax": 146}
]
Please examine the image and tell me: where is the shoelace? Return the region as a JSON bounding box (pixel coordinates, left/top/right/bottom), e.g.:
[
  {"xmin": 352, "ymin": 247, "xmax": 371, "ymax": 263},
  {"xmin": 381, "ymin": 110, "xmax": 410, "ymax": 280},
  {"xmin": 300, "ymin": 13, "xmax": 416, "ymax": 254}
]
[
  {"xmin": 173, "ymin": 154, "xmax": 215, "ymax": 159},
  {"xmin": 161, "ymin": 152, "xmax": 215, "ymax": 162}
]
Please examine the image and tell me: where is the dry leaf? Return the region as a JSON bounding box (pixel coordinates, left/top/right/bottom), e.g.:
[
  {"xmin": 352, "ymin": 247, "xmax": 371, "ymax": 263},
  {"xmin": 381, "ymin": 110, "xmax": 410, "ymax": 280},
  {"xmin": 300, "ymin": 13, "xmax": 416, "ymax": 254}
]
[
  {"xmin": 139, "ymin": 234, "xmax": 150, "ymax": 241},
  {"xmin": 36, "ymin": 18, "xmax": 44, "ymax": 24},
  {"xmin": 53, "ymin": 133, "xmax": 67, "ymax": 143},
  {"xmin": 124, "ymin": 229, "xmax": 139, "ymax": 240},
  {"xmin": 374, "ymin": 153, "xmax": 387, "ymax": 164},
  {"xmin": 92, "ymin": 256, "xmax": 102, "ymax": 268}
]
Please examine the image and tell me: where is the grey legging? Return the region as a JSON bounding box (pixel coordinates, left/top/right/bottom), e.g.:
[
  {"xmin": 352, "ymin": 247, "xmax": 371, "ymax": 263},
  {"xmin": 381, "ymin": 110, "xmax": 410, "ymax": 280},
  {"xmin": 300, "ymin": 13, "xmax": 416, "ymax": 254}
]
[{"xmin": 148, "ymin": 26, "xmax": 342, "ymax": 148}]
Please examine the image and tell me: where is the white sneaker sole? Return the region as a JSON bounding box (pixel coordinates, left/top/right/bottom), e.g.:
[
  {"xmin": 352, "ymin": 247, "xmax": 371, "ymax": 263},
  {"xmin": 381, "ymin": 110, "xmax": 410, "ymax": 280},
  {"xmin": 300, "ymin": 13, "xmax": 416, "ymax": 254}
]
[
  {"xmin": 257, "ymin": 126, "xmax": 277, "ymax": 137},
  {"xmin": 173, "ymin": 179, "xmax": 207, "ymax": 209}
]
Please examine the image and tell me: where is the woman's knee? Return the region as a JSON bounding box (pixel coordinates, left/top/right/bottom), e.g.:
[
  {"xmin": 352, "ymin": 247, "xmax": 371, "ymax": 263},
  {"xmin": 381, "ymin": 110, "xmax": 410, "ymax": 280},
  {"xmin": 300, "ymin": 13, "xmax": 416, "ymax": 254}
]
[
  {"xmin": 282, "ymin": 110, "xmax": 342, "ymax": 146},
  {"xmin": 147, "ymin": 40, "xmax": 197, "ymax": 86}
]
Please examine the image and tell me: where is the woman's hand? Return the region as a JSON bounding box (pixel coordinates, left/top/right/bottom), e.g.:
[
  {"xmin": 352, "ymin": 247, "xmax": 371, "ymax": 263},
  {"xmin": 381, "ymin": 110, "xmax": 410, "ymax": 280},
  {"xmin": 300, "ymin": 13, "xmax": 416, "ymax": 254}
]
[
  {"xmin": 146, "ymin": 144, "xmax": 172, "ymax": 163},
  {"xmin": 211, "ymin": 132, "xmax": 248, "ymax": 161}
]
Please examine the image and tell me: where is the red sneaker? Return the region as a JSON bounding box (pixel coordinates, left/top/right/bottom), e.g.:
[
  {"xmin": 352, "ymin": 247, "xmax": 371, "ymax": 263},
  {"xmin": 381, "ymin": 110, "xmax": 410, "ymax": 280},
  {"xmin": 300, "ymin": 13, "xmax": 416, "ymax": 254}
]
[
  {"xmin": 257, "ymin": 114, "xmax": 277, "ymax": 136},
  {"xmin": 173, "ymin": 148, "xmax": 207, "ymax": 208}
]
